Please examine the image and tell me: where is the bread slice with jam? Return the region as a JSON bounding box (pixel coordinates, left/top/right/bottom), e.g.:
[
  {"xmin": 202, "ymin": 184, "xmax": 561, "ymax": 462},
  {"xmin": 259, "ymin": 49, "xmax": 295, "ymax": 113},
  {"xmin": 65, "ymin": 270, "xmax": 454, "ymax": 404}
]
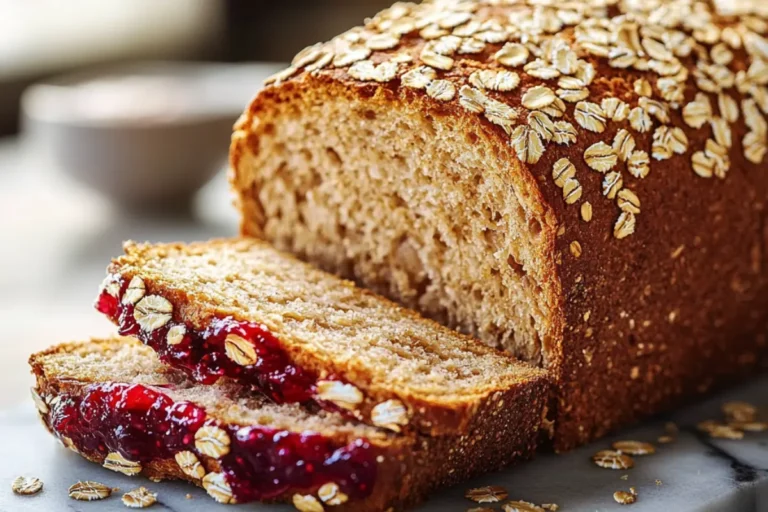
[
  {"xmin": 96, "ymin": 238, "xmax": 549, "ymax": 437},
  {"xmin": 30, "ymin": 337, "xmax": 547, "ymax": 511}
]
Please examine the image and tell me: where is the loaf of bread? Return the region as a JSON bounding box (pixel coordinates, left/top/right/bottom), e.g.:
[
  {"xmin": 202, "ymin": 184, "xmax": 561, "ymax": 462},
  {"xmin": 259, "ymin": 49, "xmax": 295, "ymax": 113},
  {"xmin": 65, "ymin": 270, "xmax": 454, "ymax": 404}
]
[
  {"xmin": 230, "ymin": 0, "xmax": 768, "ymax": 450},
  {"xmin": 97, "ymin": 238, "xmax": 548, "ymax": 437},
  {"xmin": 30, "ymin": 338, "xmax": 544, "ymax": 511}
]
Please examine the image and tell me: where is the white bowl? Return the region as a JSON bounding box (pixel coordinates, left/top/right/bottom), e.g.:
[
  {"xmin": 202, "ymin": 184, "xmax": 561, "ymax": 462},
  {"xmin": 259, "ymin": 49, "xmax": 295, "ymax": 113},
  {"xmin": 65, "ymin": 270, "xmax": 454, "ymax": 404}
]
[{"xmin": 21, "ymin": 62, "xmax": 281, "ymax": 209}]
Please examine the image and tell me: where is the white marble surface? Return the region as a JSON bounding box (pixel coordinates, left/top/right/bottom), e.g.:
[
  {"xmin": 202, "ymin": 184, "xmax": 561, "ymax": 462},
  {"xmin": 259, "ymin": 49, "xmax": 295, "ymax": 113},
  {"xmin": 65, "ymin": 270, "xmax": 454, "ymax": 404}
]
[{"xmin": 1, "ymin": 377, "xmax": 766, "ymax": 512}]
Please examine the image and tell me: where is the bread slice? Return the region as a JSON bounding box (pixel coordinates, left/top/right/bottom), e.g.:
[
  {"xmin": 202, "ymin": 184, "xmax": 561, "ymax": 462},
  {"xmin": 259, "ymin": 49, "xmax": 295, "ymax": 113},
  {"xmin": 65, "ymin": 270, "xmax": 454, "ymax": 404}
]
[
  {"xmin": 229, "ymin": 0, "xmax": 768, "ymax": 450},
  {"xmin": 96, "ymin": 238, "xmax": 548, "ymax": 437},
  {"xmin": 30, "ymin": 338, "xmax": 545, "ymax": 511}
]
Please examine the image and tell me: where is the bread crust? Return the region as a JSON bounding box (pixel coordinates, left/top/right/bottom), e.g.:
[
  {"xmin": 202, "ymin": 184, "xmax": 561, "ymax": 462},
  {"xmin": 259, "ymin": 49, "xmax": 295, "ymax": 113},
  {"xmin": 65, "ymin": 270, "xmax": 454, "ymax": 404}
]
[
  {"xmin": 230, "ymin": 1, "xmax": 768, "ymax": 450},
  {"xmin": 30, "ymin": 338, "xmax": 544, "ymax": 511}
]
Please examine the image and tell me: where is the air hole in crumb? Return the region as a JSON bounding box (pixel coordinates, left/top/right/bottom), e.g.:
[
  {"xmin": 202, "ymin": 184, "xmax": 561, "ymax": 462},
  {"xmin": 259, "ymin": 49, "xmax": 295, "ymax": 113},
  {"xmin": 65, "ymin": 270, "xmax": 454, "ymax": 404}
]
[
  {"xmin": 528, "ymin": 218, "xmax": 543, "ymax": 237},
  {"xmin": 507, "ymin": 254, "xmax": 524, "ymax": 276},
  {"xmin": 299, "ymin": 149, "xmax": 312, "ymax": 162},
  {"xmin": 325, "ymin": 147, "xmax": 342, "ymax": 167},
  {"xmin": 263, "ymin": 123, "xmax": 276, "ymax": 136},
  {"xmin": 628, "ymin": 334, "xmax": 638, "ymax": 347},
  {"xmin": 363, "ymin": 109, "xmax": 377, "ymax": 120},
  {"xmin": 467, "ymin": 132, "xmax": 479, "ymax": 144}
]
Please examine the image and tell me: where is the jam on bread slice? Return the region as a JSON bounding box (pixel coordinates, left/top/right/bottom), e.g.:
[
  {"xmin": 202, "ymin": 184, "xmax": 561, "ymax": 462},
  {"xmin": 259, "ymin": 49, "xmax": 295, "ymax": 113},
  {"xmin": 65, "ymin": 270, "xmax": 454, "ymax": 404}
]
[
  {"xmin": 30, "ymin": 338, "xmax": 547, "ymax": 511},
  {"xmin": 96, "ymin": 238, "xmax": 548, "ymax": 437}
]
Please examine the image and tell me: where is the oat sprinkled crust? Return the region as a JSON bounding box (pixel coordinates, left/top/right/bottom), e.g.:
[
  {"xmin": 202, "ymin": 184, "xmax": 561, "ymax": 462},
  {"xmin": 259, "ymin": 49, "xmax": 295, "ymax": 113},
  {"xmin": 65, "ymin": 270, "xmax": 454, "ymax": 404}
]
[
  {"xmin": 30, "ymin": 338, "xmax": 545, "ymax": 512},
  {"xmin": 232, "ymin": 0, "xmax": 768, "ymax": 451}
]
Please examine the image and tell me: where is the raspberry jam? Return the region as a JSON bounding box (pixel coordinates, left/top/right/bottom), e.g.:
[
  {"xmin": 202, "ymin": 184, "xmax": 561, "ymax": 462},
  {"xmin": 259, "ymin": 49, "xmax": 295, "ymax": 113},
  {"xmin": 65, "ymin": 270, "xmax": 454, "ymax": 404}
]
[
  {"xmin": 47, "ymin": 383, "xmax": 377, "ymax": 502},
  {"xmin": 95, "ymin": 276, "xmax": 318, "ymax": 404}
]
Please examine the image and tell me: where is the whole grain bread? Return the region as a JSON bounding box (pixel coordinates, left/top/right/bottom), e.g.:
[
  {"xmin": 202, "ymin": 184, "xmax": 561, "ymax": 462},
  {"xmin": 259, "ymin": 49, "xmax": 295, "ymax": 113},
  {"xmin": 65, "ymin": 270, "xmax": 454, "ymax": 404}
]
[
  {"xmin": 30, "ymin": 338, "xmax": 546, "ymax": 511},
  {"xmin": 230, "ymin": 0, "xmax": 768, "ymax": 450},
  {"xmin": 99, "ymin": 238, "xmax": 549, "ymax": 437}
]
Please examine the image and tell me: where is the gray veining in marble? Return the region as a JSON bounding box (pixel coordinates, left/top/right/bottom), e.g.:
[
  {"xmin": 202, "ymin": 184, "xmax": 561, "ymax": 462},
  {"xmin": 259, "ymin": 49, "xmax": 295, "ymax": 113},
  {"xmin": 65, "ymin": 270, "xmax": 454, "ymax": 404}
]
[{"xmin": 1, "ymin": 378, "xmax": 766, "ymax": 512}]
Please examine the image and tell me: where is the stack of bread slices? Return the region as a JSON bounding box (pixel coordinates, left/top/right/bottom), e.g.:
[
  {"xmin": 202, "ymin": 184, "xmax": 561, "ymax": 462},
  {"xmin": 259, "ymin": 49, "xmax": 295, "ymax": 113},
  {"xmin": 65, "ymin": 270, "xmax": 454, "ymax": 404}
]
[{"xmin": 31, "ymin": 0, "xmax": 768, "ymax": 510}]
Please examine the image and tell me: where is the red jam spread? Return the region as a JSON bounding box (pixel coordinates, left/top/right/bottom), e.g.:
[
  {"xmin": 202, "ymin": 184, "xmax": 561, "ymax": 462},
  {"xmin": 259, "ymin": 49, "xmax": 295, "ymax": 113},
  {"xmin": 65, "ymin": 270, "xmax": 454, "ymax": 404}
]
[
  {"xmin": 95, "ymin": 276, "xmax": 318, "ymax": 404},
  {"xmin": 47, "ymin": 383, "xmax": 377, "ymax": 502}
]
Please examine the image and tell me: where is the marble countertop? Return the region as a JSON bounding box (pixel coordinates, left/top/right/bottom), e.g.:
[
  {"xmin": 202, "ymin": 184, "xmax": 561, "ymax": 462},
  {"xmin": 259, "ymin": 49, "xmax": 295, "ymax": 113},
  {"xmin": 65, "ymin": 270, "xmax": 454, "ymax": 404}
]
[{"xmin": 1, "ymin": 377, "xmax": 766, "ymax": 512}]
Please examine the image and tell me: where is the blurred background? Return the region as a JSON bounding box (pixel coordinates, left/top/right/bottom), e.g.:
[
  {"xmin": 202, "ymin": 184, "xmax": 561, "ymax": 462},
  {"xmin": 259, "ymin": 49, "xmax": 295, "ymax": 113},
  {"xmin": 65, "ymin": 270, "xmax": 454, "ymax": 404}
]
[{"xmin": 0, "ymin": 0, "xmax": 392, "ymax": 407}]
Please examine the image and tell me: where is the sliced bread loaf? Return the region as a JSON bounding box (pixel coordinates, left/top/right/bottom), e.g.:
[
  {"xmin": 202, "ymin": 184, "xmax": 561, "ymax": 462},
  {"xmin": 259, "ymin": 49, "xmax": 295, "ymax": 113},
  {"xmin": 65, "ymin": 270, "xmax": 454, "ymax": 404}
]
[
  {"xmin": 229, "ymin": 0, "xmax": 768, "ymax": 450},
  {"xmin": 30, "ymin": 338, "xmax": 545, "ymax": 511},
  {"xmin": 96, "ymin": 238, "xmax": 549, "ymax": 437}
]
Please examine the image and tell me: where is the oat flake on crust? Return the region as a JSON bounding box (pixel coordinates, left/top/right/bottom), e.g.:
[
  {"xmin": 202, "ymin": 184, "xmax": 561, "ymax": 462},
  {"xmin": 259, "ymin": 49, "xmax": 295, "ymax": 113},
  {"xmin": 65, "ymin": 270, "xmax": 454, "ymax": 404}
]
[{"xmin": 266, "ymin": 0, "xmax": 768, "ymax": 240}]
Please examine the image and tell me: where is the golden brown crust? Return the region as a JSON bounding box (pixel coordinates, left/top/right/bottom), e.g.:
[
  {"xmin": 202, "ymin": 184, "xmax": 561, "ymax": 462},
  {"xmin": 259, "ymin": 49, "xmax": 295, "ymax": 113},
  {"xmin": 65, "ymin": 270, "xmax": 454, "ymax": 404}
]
[
  {"xmin": 105, "ymin": 238, "xmax": 549, "ymax": 438},
  {"xmin": 230, "ymin": 0, "xmax": 768, "ymax": 450},
  {"xmin": 30, "ymin": 338, "xmax": 545, "ymax": 511}
]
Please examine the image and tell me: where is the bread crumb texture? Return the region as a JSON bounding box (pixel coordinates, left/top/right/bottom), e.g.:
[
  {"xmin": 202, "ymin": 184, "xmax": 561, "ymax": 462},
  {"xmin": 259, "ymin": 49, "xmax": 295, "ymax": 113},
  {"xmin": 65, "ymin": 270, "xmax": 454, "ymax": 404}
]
[
  {"xmin": 30, "ymin": 338, "xmax": 546, "ymax": 511},
  {"xmin": 109, "ymin": 239, "xmax": 548, "ymax": 437}
]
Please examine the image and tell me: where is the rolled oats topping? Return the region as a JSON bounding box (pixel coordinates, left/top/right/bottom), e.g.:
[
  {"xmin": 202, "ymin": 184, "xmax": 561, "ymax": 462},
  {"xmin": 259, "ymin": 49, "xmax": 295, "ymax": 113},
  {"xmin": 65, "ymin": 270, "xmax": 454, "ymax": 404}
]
[
  {"xmin": 469, "ymin": 70, "xmax": 520, "ymax": 91},
  {"xmin": 69, "ymin": 481, "xmax": 112, "ymax": 501},
  {"xmin": 11, "ymin": 476, "xmax": 43, "ymax": 496},
  {"xmin": 316, "ymin": 380, "xmax": 365, "ymax": 410},
  {"xmin": 512, "ymin": 125, "xmax": 545, "ymax": 164},
  {"xmin": 266, "ymin": 0, "xmax": 768, "ymax": 243},
  {"xmin": 552, "ymin": 158, "xmax": 576, "ymax": 188},
  {"xmin": 195, "ymin": 425, "xmax": 231, "ymax": 458},
  {"xmin": 465, "ymin": 485, "xmax": 508, "ymax": 503},
  {"xmin": 426, "ymin": 80, "xmax": 457, "ymax": 101},
  {"xmin": 584, "ymin": 142, "xmax": 617, "ymax": 173},
  {"xmin": 175, "ymin": 450, "xmax": 206, "ymax": 479},
  {"xmin": 203, "ymin": 473, "xmax": 235, "ymax": 504},
  {"xmin": 134, "ymin": 296, "xmax": 173, "ymax": 332},
  {"xmin": 318, "ymin": 482, "xmax": 349, "ymax": 506},
  {"xmin": 103, "ymin": 452, "xmax": 142, "ymax": 476},
  {"xmin": 522, "ymin": 86, "xmax": 556, "ymax": 110},
  {"xmin": 371, "ymin": 399, "xmax": 410, "ymax": 432},
  {"xmin": 224, "ymin": 334, "xmax": 259, "ymax": 366},
  {"xmin": 122, "ymin": 276, "xmax": 146, "ymax": 306},
  {"xmin": 401, "ymin": 66, "xmax": 437, "ymax": 89}
]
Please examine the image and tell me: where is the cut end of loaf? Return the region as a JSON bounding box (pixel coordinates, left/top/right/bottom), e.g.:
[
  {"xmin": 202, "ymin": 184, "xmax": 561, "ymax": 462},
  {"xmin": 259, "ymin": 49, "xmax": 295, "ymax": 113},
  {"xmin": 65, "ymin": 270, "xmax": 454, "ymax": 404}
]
[{"xmin": 233, "ymin": 77, "xmax": 562, "ymax": 368}]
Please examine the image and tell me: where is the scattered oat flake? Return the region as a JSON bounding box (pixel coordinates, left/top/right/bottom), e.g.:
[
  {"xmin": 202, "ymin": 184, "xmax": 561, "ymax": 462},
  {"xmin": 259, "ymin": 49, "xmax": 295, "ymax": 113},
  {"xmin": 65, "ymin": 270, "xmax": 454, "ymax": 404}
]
[
  {"xmin": 542, "ymin": 504, "xmax": 560, "ymax": 511},
  {"xmin": 722, "ymin": 401, "xmax": 757, "ymax": 422},
  {"xmin": 503, "ymin": 501, "xmax": 545, "ymax": 512},
  {"xmin": 465, "ymin": 485, "xmax": 508, "ymax": 503},
  {"xmin": 614, "ymin": 490, "xmax": 637, "ymax": 505},
  {"xmin": 69, "ymin": 481, "xmax": 112, "ymax": 501},
  {"xmin": 581, "ymin": 202, "xmax": 593, "ymax": 222},
  {"xmin": 570, "ymin": 241, "xmax": 583, "ymax": 258},
  {"xmin": 657, "ymin": 435, "xmax": 675, "ymax": 444},
  {"xmin": 11, "ymin": 476, "xmax": 42, "ymax": 496},
  {"xmin": 122, "ymin": 487, "xmax": 157, "ymax": 508},
  {"xmin": 469, "ymin": 70, "xmax": 520, "ymax": 92},
  {"xmin": 562, "ymin": 177, "xmax": 583, "ymax": 205},
  {"xmin": 612, "ymin": 440, "xmax": 655, "ymax": 455},
  {"xmin": 575, "ymin": 101, "xmax": 606, "ymax": 133}
]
